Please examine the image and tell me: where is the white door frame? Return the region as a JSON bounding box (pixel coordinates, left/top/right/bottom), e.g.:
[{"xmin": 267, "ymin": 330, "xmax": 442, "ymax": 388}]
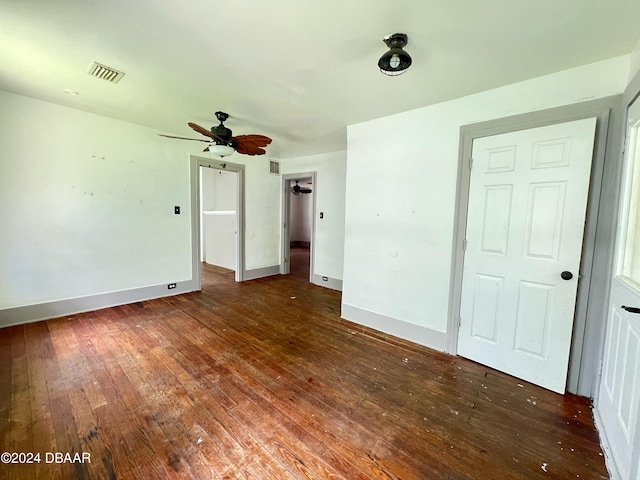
[
  {"xmin": 280, "ymin": 172, "xmax": 317, "ymax": 282},
  {"xmin": 448, "ymin": 97, "xmax": 621, "ymax": 396},
  {"xmin": 190, "ymin": 155, "xmax": 245, "ymax": 288},
  {"xmin": 593, "ymin": 72, "xmax": 640, "ymax": 480}
]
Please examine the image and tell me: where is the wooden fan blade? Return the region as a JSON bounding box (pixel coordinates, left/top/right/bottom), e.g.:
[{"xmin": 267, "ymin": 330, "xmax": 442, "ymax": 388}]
[
  {"xmin": 158, "ymin": 134, "xmax": 211, "ymax": 143},
  {"xmin": 233, "ymin": 134, "xmax": 272, "ymax": 146},
  {"xmin": 232, "ymin": 134, "xmax": 272, "ymax": 156},
  {"xmin": 187, "ymin": 122, "xmax": 215, "ymax": 138},
  {"xmin": 187, "ymin": 122, "xmax": 226, "ymax": 143}
]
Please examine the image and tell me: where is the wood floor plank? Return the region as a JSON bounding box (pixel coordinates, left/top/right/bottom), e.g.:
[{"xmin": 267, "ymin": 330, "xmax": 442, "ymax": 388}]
[
  {"xmin": 83, "ymin": 310, "xmax": 187, "ymax": 480},
  {"xmin": 0, "ymin": 326, "xmax": 15, "ymax": 480},
  {"xmin": 23, "ymin": 321, "xmax": 64, "ymax": 480},
  {"xmin": 148, "ymin": 306, "xmax": 322, "ymax": 478},
  {"xmin": 62, "ymin": 316, "xmax": 139, "ymax": 480},
  {"xmin": 159, "ymin": 298, "xmax": 446, "ymax": 478},
  {"xmin": 6, "ymin": 326, "xmax": 36, "ymax": 480},
  {"xmin": 46, "ymin": 318, "xmax": 94, "ymax": 480},
  {"xmin": 0, "ymin": 263, "xmax": 610, "ymax": 479},
  {"xmin": 176, "ymin": 294, "xmax": 514, "ymax": 477},
  {"xmin": 135, "ymin": 300, "xmax": 295, "ymax": 478}
]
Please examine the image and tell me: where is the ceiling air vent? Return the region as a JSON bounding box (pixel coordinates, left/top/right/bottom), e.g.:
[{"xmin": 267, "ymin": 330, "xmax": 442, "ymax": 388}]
[
  {"xmin": 269, "ymin": 160, "xmax": 280, "ymax": 175},
  {"xmin": 87, "ymin": 62, "xmax": 125, "ymax": 84}
]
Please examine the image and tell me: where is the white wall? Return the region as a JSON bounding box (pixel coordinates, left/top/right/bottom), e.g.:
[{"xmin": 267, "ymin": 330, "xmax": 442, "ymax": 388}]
[
  {"xmin": 0, "ymin": 89, "xmax": 282, "ymax": 311},
  {"xmin": 289, "ymin": 187, "xmax": 313, "ymax": 244},
  {"xmin": 342, "ymin": 56, "xmax": 630, "ymax": 344},
  {"xmin": 201, "ymin": 168, "xmax": 237, "ymax": 270},
  {"xmin": 0, "ymin": 90, "xmax": 192, "ymax": 308},
  {"xmin": 204, "ymin": 214, "xmax": 236, "ymax": 270},
  {"xmin": 202, "ymin": 168, "xmax": 237, "ymax": 211},
  {"xmin": 280, "ymin": 151, "xmax": 347, "ymax": 281},
  {"xmin": 629, "ymin": 37, "xmax": 640, "ymax": 82}
]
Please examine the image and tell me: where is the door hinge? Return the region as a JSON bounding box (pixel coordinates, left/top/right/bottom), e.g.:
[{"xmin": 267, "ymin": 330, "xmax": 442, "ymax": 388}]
[
  {"xmin": 463, "ymin": 239, "xmax": 467, "ymax": 251},
  {"xmin": 468, "ymin": 158, "xmax": 473, "ymax": 170}
]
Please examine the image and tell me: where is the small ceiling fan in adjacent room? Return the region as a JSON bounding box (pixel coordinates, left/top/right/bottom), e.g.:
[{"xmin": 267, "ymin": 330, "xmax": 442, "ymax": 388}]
[
  {"xmin": 159, "ymin": 111, "xmax": 272, "ymax": 157},
  {"xmin": 291, "ymin": 180, "xmax": 312, "ymax": 195}
]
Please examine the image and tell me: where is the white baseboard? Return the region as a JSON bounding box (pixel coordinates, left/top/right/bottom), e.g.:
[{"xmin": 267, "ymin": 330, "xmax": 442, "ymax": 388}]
[
  {"xmin": 0, "ymin": 280, "xmax": 196, "ymax": 328},
  {"xmin": 592, "ymin": 407, "xmax": 621, "ymax": 480},
  {"xmin": 244, "ymin": 265, "xmax": 280, "ymax": 281},
  {"xmin": 340, "ymin": 303, "xmax": 447, "ymax": 352},
  {"xmin": 312, "ymin": 274, "xmax": 342, "ymax": 291}
]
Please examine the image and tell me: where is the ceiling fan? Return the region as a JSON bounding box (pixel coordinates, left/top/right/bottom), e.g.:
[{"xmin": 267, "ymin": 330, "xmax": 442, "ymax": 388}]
[
  {"xmin": 291, "ymin": 180, "xmax": 312, "ymax": 195},
  {"xmin": 159, "ymin": 111, "xmax": 272, "ymax": 156}
]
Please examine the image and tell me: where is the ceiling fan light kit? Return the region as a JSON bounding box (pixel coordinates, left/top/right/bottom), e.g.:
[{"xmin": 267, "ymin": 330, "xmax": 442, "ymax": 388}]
[
  {"xmin": 378, "ymin": 33, "xmax": 412, "ymax": 76},
  {"xmin": 207, "ymin": 144, "xmax": 236, "ymax": 157}
]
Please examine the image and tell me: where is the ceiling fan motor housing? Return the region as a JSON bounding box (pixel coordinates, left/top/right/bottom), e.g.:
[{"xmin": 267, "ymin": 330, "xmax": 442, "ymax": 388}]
[
  {"xmin": 211, "ymin": 124, "xmax": 232, "ymax": 144},
  {"xmin": 211, "ymin": 111, "xmax": 232, "ymax": 144}
]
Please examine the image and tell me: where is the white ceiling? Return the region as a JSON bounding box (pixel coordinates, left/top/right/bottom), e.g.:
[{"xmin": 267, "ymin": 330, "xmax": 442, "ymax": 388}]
[{"xmin": 1, "ymin": 0, "xmax": 639, "ymax": 158}]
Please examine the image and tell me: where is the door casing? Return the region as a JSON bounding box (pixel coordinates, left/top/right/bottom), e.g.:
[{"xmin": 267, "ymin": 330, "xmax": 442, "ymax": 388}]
[
  {"xmin": 190, "ymin": 155, "xmax": 246, "ymax": 288},
  {"xmin": 593, "ymin": 70, "xmax": 640, "ymax": 480},
  {"xmin": 281, "ymin": 172, "xmax": 316, "ymax": 282},
  {"xmin": 449, "ymin": 96, "xmax": 623, "ymax": 397}
]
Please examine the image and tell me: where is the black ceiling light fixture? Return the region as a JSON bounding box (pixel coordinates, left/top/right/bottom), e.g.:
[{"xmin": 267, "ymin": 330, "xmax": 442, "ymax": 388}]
[{"xmin": 378, "ymin": 33, "xmax": 412, "ymax": 76}]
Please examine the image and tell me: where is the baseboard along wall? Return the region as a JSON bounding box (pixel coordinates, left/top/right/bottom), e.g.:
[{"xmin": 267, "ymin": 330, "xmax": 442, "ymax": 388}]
[
  {"xmin": 312, "ymin": 274, "xmax": 342, "ymax": 291},
  {"xmin": 0, "ymin": 281, "xmax": 196, "ymax": 329},
  {"xmin": 340, "ymin": 303, "xmax": 448, "ymax": 352},
  {"xmin": 243, "ymin": 265, "xmax": 281, "ymax": 281}
]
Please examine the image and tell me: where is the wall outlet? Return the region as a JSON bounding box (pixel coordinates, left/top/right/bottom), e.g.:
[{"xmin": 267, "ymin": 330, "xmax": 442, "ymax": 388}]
[{"xmin": 167, "ymin": 283, "xmax": 177, "ymax": 289}]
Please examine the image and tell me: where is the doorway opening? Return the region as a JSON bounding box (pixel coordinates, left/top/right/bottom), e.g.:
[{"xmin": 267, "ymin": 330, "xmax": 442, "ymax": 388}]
[
  {"xmin": 281, "ymin": 173, "xmax": 316, "ymax": 282},
  {"xmin": 200, "ymin": 166, "xmax": 238, "ymax": 271},
  {"xmin": 190, "ymin": 156, "xmax": 245, "ymax": 290}
]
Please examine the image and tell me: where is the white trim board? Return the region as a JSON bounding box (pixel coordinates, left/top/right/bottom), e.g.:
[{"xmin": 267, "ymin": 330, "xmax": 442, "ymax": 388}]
[
  {"xmin": 593, "ymin": 407, "xmax": 622, "ymax": 480},
  {"xmin": 312, "ymin": 274, "xmax": 342, "ymax": 291},
  {"xmin": 244, "ymin": 265, "xmax": 280, "ymax": 281},
  {"xmin": 341, "ymin": 303, "xmax": 447, "ymax": 352},
  {"xmin": 0, "ymin": 280, "xmax": 195, "ymax": 328}
]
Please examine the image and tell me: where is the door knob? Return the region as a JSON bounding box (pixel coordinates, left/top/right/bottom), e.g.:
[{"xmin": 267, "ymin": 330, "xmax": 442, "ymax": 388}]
[{"xmin": 560, "ymin": 271, "xmax": 573, "ymax": 280}]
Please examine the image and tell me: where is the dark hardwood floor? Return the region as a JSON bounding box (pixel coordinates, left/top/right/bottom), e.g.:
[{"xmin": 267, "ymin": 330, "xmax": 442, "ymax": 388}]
[
  {"xmin": 289, "ymin": 246, "xmax": 310, "ymax": 281},
  {"xmin": 0, "ymin": 264, "xmax": 609, "ymax": 479}
]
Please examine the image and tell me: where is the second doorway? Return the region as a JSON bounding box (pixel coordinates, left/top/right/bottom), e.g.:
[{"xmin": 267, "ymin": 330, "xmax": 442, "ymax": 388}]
[{"xmin": 282, "ymin": 173, "xmax": 316, "ymax": 281}]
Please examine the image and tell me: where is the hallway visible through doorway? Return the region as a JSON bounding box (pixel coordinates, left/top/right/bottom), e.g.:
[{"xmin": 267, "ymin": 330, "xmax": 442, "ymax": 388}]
[
  {"xmin": 281, "ymin": 172, "xmax": 315, "ymax": 282},
  {"xmin": 289, "ymin": 246, "xmax": 310, "ymax": 280}
]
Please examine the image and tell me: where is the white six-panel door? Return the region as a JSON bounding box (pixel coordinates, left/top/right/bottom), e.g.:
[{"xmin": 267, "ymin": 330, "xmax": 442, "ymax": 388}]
[{"xmin": 458, "ymin": 117, "xmax": 597, "ymax": 394}]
